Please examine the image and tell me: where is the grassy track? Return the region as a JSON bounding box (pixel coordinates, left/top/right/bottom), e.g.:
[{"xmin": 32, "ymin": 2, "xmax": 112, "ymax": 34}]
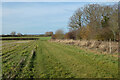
[
  {"xmin": 33, "ymin": 40, "xmax": 118, "ymax": 78},
  {"xmin": 2, "ymin": 37, "xmax": 118, "ymax": 78}
]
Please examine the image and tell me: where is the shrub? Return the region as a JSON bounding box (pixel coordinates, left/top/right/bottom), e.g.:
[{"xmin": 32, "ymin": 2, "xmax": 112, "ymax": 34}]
[
  {"xmin": 64, "ymin": 30, "xmax": 76, "ymax": 40},
  {"xmin": 51, "ymin": 35, "xmax": 56, "ymax": 39},
  {"xmin": 55, "ymin": 29, "xmax": 64, "ymax": 39}
]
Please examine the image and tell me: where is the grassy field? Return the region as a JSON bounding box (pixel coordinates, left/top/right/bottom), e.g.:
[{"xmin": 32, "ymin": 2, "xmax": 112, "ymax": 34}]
[{"xmin": 1, "ymin": 37, "xmax": 118, "ymax": 78}]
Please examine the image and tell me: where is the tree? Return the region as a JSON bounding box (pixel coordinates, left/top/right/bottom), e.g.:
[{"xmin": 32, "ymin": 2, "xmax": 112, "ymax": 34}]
[
  {"xmin": 55, "ymin": 29, "xmax": 64, "ymax": 39},
  {"xmin": 83, "ymin": 4, "xmax": 102, "ymax": 28},
  {"xmin": 101, "ymin": 15, "xmax": 109, "ymax": 28},
  {"xmin": 68, "ymin": 8, "xmax": 83, "ymax": 30},
  {"xmin": 10, "ymin": 31, "xmax": 16, "ymax": 36},
  {"xmin": 108, "ymin": 4, "xmax": 118, "ymax": 41}
]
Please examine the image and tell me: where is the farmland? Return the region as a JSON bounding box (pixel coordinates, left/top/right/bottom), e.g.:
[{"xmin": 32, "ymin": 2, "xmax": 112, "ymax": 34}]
[{"xmin": 1, "ymin": 37, "xmax": 118, "ymax": 78}]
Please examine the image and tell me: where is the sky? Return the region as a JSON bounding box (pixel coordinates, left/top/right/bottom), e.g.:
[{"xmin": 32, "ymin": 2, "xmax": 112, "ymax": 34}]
[
  {"xmin": 2, "ymin": 0, "xmax": 120, "ymax": 2},
  {"xmin": 2, "ymin": 2, "xmax": 117, "ymax": 35}
]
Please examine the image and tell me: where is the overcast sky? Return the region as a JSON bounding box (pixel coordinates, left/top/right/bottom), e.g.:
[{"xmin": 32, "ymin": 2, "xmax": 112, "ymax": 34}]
[{"xmin": 2, "ymin": 2, "xmax": 117, "ymax": 34}]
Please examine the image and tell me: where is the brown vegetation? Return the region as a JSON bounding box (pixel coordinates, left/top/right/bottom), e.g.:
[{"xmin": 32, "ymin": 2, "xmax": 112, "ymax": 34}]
[{"xmin": 50, "ymin": 39, "xmax": 118, "ymax": 54}]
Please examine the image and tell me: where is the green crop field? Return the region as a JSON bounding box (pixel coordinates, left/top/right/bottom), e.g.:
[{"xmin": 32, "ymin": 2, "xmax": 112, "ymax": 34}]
[{"xmin": 1, "ymin": 37, "xmax": 118, "ymax": 78}]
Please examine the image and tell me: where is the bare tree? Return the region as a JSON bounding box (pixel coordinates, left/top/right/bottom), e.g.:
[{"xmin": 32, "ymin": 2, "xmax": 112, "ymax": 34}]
[
  {"xmin": 108, "ymin": 4, "xmax": 118, "ymax": 41},
  {"xmin": 83, "ymin": 4, "xmax": 102, "ymax": 28},
  {"xmin": 69, "ymin": 8, "xmax": 83, "ymax": 30}
]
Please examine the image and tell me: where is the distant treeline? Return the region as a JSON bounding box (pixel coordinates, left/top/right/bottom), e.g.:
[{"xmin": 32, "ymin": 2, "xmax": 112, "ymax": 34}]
[
  {"xmin": 1, "ymin": 38, "xmax": 39, "ymax": 40},
  {"xmin": 0, "ymin": 34, "xmax": 50, "ymax": 37}
]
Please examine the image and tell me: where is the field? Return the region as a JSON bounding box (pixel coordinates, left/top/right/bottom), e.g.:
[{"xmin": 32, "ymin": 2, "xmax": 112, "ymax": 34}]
[{"xmin": 1, "ymin": 37, "xmax": 118, "ymax": 78}]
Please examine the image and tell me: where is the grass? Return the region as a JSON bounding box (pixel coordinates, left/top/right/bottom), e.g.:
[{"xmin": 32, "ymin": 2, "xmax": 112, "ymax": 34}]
[
  {"xmin": 1, "ymin": 37, "xmax": 118, "ymax": 78},
  {"xmin": 39, "ymin": 37, "xmax": 51, "ymax": 40}
]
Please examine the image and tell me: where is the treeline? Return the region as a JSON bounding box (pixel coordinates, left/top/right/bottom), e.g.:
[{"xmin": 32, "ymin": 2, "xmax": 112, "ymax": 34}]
[
  {"xmin": 0, "ymin": 35, "xmax": 45, "ymax": 37},
  {"xmin": 1, "ymin": 38, "xmax": 39, "ymax": 40},
  {"xmin": 52, "ymin": 4, "xmax": 119, "ymax": 41},
  {"xmin": 1, "ymin": 31, "xmax": 51, "ymax": 37}
]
